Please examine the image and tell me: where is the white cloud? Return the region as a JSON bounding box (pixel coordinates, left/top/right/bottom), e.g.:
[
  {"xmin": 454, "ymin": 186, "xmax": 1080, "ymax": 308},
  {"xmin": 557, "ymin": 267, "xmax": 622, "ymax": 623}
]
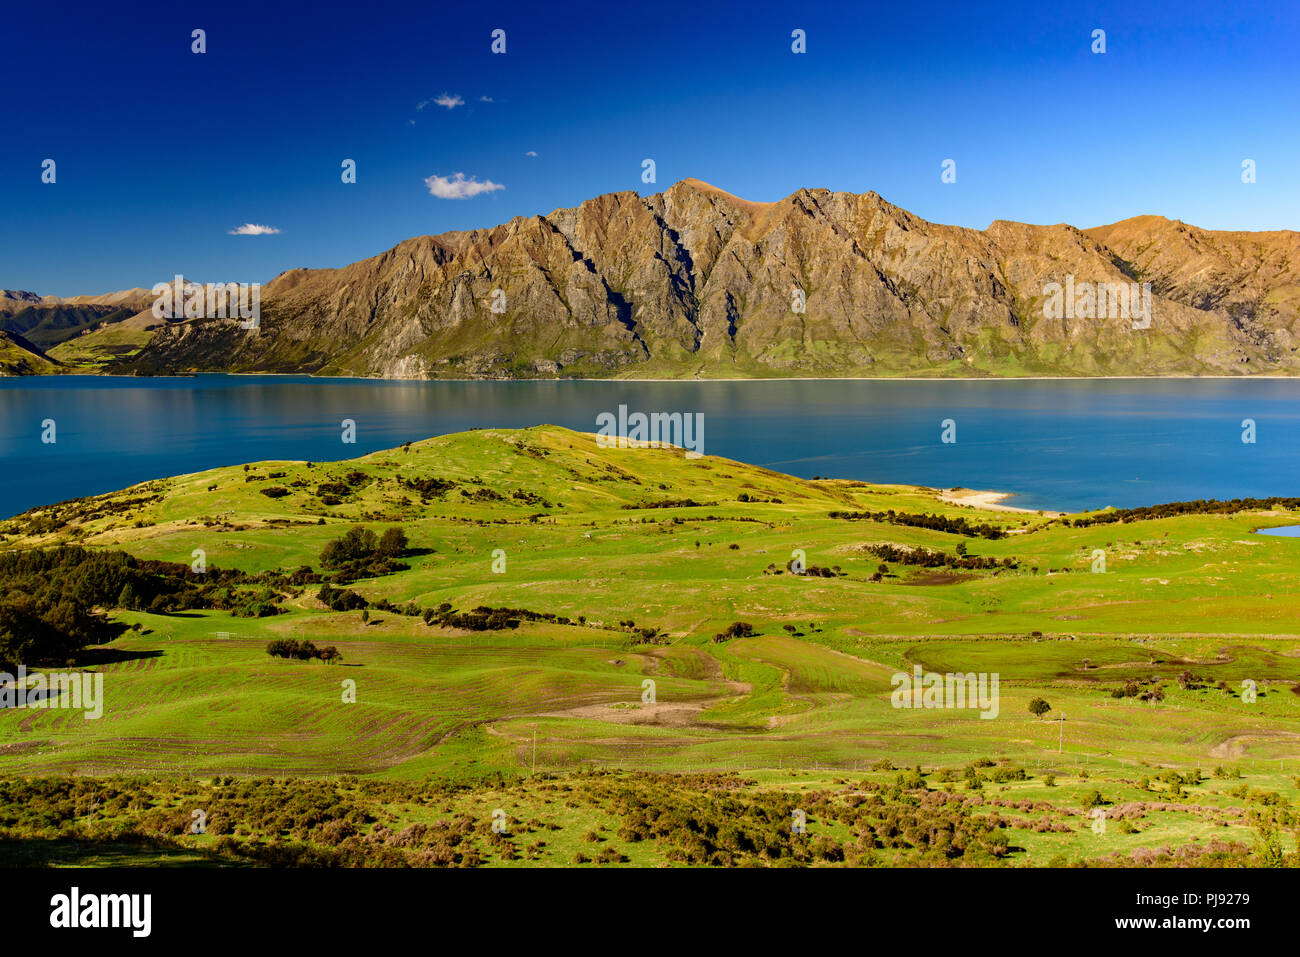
[
  {"xmin": 228, "ymin": 223, "xmax": 281, "ymax": 236},
  {"xmin": 424, "ymin": 172, "xmax": 504, "ymax": 200},
  {"xmin": 525, "ymin": 150, "xmax": 537, "ymax": 157},
  {"xmin": 479, "ymin": 95, "xmax": 494, "ymax": 102},
  {"xmin": 418, "ymin": 92, "xmax": 464, "ymax": 111}
]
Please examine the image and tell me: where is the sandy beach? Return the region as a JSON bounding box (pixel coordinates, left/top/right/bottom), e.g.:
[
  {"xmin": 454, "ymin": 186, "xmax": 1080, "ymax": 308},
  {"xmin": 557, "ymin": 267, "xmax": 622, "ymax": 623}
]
[{"xmin": 939, "ymin": 486, "xmax": 1063, "ymax": 517}]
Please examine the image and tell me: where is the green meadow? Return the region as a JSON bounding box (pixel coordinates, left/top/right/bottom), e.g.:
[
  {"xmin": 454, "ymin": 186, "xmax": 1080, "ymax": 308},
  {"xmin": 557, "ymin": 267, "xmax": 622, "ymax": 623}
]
[{"xmin": 2, "ymin": 425, "xmax": 1299, "ymax": 866}]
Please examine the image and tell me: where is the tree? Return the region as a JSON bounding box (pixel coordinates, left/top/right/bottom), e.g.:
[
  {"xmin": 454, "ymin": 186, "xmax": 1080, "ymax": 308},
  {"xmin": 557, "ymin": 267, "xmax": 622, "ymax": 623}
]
[
  {"xmin": 320, "ymin": 527, "xmax": 378, "ymax": 568},
  {"xmin": 1028, "ymin": 696, "xmax": 1051, "ymax": 719},
  {"xmin": 377, "ymin": 526, "xmax": 408, "ymax": 558},
  {"xmin": 117, "ymin": 582, "xmax": 136, "ymax": 610},
  {"xmin": 713, "ymin": 621, "xmax": 756, "ymax": 642}
]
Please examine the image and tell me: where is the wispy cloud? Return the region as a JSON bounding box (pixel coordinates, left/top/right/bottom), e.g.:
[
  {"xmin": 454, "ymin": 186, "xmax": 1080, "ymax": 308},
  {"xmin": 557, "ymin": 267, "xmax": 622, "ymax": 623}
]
[
  {"xmin": 479, "ymin": 95, "xmax": 493, "ymax": 102},
  {"xmin": 228, "ymin": 223, "xmax": 281, "ymax": 236},
  {"xmin": 525, "ymin": 150, "xmax": 537, "ymax": 157},
  {"xmin": 418, "ymin": 92, "xmax": 464, "ymax": 111},
  {"xmin": 424, "ymin": 172, "xmax": 504, "ymax": 200}
]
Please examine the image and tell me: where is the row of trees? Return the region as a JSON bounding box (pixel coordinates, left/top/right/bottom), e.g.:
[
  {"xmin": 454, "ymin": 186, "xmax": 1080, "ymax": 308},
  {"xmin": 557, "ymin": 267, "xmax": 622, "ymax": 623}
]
[
  {"xmin": 863, "ymin": 544, "xmax": 1017, "ymax": 571},
  {"xmin": 1068, "ymin": 496, "xmax": 1300, "ymax": 527},
  {"xmin": 829, "ymin": 509, "xmax": 1006, "ymax": 539},
  {"xmin": 265, "ymin": 639, "xmax": 341, "ymax": 663}
]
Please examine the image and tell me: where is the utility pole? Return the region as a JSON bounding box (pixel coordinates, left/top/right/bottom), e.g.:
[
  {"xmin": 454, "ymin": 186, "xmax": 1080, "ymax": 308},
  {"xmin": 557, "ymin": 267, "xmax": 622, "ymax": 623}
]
[{"xmin": 1055, "ymin": 713, "xmax": 1065, "ymax": 754}]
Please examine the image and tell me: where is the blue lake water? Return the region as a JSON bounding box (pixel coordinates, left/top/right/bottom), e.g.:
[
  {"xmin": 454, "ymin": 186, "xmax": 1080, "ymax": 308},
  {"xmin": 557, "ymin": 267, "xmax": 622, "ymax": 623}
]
[
  {"xmin": 3, "ymin": 374, "xmax": 1300, "ymax": 517},
  {"xmin": 1255, "ymin": 525, "xmax": 1300, "ymax": 537}
]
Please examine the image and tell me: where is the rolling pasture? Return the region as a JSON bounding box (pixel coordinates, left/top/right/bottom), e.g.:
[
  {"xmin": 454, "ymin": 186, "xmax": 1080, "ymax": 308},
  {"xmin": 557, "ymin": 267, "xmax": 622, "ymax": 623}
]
[{"xmin": 2, "ymin": 425, "xmax": 1299, "ymax": 865}]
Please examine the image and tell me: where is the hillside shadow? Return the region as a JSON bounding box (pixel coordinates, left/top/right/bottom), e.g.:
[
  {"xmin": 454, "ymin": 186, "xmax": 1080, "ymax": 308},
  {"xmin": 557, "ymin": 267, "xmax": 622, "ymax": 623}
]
[{"xmin": 0, "ymin": 836, "xmax": 243, "ymax": 868}]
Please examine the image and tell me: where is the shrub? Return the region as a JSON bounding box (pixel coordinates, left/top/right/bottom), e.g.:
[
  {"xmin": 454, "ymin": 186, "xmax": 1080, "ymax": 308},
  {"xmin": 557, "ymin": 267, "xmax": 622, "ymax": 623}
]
[
  {"xmin": 1080, "ymin": 789, "xmax": 1105, "ymax": 810},
  {"xmin": 712, "ymin": 621, "xmax": 756, "ymax": 643}
]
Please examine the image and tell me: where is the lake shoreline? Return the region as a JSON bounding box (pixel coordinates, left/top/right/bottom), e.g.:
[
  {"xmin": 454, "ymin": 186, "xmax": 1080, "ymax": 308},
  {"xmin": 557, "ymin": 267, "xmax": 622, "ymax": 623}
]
[
  {"xmin": 12, "ymin": 370, "xmax": 1300, "ymax": 385},
  {"xmin": 938, "ymin": 487, "xmax": 1064, "ymax": 517}
]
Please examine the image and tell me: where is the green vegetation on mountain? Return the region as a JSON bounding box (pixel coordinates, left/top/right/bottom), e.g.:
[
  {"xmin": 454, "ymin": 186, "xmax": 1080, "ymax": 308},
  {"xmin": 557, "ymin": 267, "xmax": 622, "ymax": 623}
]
[
  {"xmin": 0, "ymin": 331, "xmax": 58, "ymax": 375},
  {"xmin": 0, "ymin": 304, "xmax": 136, "ymax": 350}
]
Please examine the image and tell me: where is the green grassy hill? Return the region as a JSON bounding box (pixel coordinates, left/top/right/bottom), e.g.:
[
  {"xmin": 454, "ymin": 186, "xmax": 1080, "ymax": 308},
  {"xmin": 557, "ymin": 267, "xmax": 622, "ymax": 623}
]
[
  {"xmin": 2, "ymin": 425, "xmax": 1299, "ymax": 865},
  {"xmin": 0, "ymin": 331, "xmax": 59, "ymax": 376}
]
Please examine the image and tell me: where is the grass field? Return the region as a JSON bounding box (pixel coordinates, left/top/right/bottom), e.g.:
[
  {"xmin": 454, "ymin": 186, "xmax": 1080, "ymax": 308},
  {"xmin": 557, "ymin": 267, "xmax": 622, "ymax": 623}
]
[{"xmin": 2, "ymin": 425, "xmax": 1299, "ymax": 866}]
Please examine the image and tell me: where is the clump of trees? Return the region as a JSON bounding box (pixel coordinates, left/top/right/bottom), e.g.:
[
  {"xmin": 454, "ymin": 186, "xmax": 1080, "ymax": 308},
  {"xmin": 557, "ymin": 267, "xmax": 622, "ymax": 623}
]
[
  {"xmin": 315, "ymin": 582, "xmax": 369, "ymax": 613},
  {"xmin": 0, "ymin": 547, "xmax": 291, "ymax": 668},
  {"xmin": 316, "ymin": 584, "xmax": 369, "ymax": 611},
  {"xmin": 1109, "ymin": 677, "xmax": 1166, "ymax": 702},
  {"xmin": 511, "ymin": 490, "xmax": 552, "ymax": 507},
  {"xmin": 783, "ymin": 559, "xmax": 842, "ymax": 577},
  {"xmin": 712, "ymin": 621, "xmax": 756, "ymax": 643},
  {"xmin": 422, "ymin": 604, "xmax": 522, "ymax": 631},
  {"xmin": 399, "ymin": 476, "xmax": 457, "ymax": 501},
  {"xmin": 266, "ymin": 639, "xmax": 341, "ymax": 663},
  {"xmin": 319, "ymin": 526, "xmax": 410, "ymax": 582},
  {"xmin": 829, "ymin": 509, "xmax": 1006, "ymax": 539},
  {"xmin": 863, "ymin": 544, "xmax": 1017, "ymax": 571},
  {"xmin": 312, "ymin": 469, "xmax": 372, "ymax": 505},
  {"xmin": 459, "ymin": 487, "xmax": 504, "ymax": 503},
  {"xmin": 418, "ymin": 602, "xmax": 611, "ymax": 634},
  {"xmin": 1028, "ymin": 697, "xmax": 1051, "ymax": 719}
]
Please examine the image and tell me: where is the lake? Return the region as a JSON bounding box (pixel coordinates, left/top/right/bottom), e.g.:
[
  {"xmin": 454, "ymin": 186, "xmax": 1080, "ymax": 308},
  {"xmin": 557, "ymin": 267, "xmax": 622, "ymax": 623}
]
[{"xmin": 3, "ymin": 374, "xmax": 1300, "ymax": 518}]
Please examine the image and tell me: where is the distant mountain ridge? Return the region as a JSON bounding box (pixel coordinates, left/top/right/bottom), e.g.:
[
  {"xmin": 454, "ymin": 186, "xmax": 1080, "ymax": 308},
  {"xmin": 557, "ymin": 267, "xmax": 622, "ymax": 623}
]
[
  {"xmin": 25, "ymin": 181, "xmax": 1300, "ymax": 378},
  {"xmin": 0, "ymin": 287, "xmax": 155, "ymax": 316}
]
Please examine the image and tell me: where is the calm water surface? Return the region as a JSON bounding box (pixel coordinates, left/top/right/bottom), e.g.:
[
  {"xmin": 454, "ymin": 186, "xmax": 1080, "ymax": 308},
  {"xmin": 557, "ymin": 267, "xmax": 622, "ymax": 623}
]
[{"xmin": 3, "ymin": 375, "xmax": 1300, "ymax": 517}]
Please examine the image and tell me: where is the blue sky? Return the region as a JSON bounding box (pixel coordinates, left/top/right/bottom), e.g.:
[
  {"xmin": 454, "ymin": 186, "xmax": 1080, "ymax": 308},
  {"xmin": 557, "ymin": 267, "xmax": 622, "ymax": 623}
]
[{"xmin": 4, "ymin": 0, "xmax": 1299, "ymax": 295}]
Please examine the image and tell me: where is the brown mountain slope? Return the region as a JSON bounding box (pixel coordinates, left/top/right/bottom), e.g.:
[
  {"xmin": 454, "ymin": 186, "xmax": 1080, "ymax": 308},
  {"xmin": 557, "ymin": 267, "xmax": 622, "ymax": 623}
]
[
  {"xmin": 117, "ymin": 180, "xmax": 1300, "ymax": 379},
  {"xmin": 1085, "ymin": 216, "xmax": 1300, "ymax": 352}
]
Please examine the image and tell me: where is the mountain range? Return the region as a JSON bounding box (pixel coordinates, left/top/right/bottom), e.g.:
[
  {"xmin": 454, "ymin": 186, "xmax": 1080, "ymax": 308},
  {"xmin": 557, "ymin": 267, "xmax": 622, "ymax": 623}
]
[{"xmin": 10, "ymin": 179, "xmax": 1300, "ymax": 379}]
